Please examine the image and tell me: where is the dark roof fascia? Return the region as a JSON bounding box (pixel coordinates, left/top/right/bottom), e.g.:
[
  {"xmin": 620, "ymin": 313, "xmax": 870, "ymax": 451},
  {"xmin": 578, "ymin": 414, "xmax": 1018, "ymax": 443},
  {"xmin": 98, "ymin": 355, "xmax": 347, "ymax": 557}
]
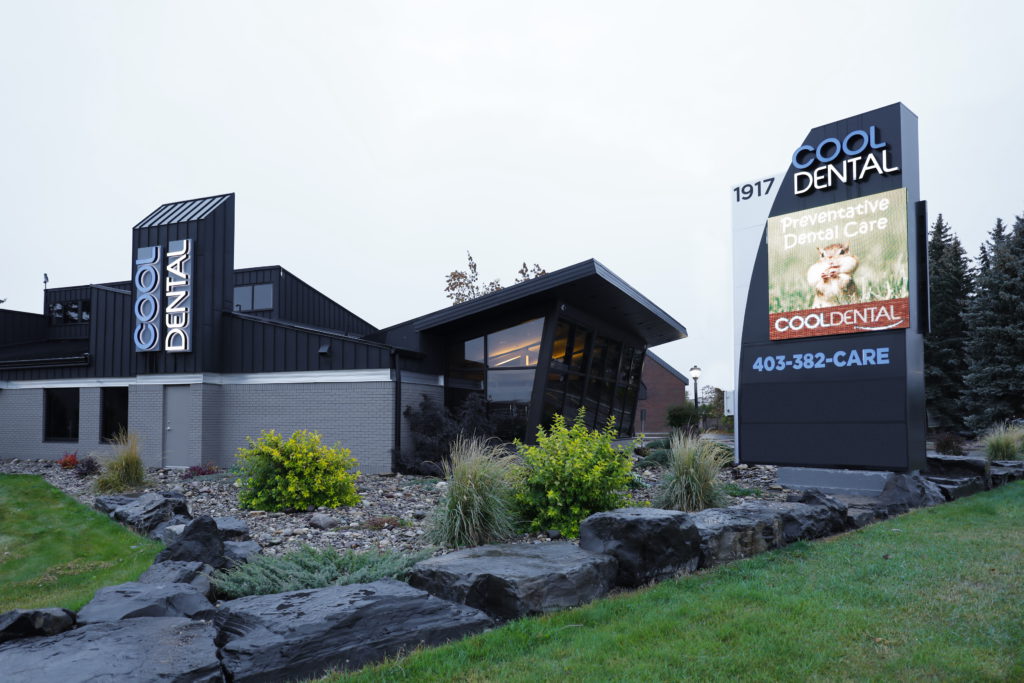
[
  {"xmin": 0, "ymin": 353, "xmax": 90, "ymax": 370},
  {"xmin": 133, "ymin": 193, "xmax": 233, "ymax": 229},
  {"xmin": 91, "ymin": 284, "xmax": 131, "ymax": 295},
  {"xmin": 227, "ymin": 312, "xmax": 403, "ymax": 353},
  {"xmin": 645, "ymin": 350, "xmax": 689, "ymax": 385},
  {"xmin": 387, "ymin": 259, "xmax": 687, "ymax": 343}
]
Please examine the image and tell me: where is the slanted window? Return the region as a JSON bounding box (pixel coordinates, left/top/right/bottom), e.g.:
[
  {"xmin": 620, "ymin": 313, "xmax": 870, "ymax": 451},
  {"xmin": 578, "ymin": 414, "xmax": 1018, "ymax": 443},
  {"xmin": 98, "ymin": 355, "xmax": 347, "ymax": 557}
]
[
  {"xmin": 44, "ymin": 388, "xmax": 79, "ymax": 442},
  {"xmin": 101, "ymin": 387, "xmax": 129, "ymax": 442},
  {"xmin": 234, "ymin": 284, "xmax": 273, "ymax": 312}
]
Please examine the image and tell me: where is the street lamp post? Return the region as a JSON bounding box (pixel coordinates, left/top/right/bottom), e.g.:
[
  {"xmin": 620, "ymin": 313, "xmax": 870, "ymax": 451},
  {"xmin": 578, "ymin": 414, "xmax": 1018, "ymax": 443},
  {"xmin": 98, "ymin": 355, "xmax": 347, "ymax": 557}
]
[{"xmin": 689, "ymin": 365, "xmax": 702, "ymax": 428}]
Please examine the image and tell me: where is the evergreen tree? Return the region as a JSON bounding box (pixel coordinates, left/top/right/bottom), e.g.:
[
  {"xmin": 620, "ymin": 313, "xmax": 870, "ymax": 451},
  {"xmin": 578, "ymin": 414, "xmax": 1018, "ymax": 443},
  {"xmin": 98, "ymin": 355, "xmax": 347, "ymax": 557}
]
[
  {"xmin": 923, "ymin": 215, "xmax": 972, "ymax": 431},
  {"xmin": 961, "ymin": 216, "xmax": 1024, "ymax": 429}
]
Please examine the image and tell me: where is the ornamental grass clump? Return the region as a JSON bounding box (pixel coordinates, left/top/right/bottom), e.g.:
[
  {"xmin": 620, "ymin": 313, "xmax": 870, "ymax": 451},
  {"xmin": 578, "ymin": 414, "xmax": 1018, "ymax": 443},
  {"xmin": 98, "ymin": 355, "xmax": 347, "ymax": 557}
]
[
  {"xmin": 514, "ymin": 408, "xmax": 634, "ymax": 539},
  {"xmin": 981, "ymin": 422, "xmax": 1024, "ymax": 461},
  {"xmin": 95, "ymin": 431, "xmax": 147, "ymax": 493},
  {"xmin": 211, "ymin": 545, "xmax": 432, "ymax": 599},
  {"xmin": 235, "ymin": 429, "xmax": 361, "ymax": 511},
  {"xmin": 425, "ymin": 435, "xmax": 518, "ymax": 549},
  {"xmin": 655, "ymin": 431, "xmax": 731, "ymax": 512}
]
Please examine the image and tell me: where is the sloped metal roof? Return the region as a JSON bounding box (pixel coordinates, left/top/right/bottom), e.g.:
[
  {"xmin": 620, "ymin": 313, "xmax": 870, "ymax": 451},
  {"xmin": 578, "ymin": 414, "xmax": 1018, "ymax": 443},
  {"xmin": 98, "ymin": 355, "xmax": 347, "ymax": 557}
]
[{"xmin": 133, "ymin": 193, "xmax": 232, "ymax": 228}]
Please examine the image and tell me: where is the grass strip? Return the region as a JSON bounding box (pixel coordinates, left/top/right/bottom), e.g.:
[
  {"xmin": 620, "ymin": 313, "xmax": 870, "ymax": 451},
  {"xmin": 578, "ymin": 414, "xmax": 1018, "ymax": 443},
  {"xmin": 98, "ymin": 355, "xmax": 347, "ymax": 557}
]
[
  {"xmin": 0, "ymin": 473, "xmax": 162, "ymax": 611},
  {"xmin": 333, "ymin": 482, "xmax": 1024, "ymax": 682}
]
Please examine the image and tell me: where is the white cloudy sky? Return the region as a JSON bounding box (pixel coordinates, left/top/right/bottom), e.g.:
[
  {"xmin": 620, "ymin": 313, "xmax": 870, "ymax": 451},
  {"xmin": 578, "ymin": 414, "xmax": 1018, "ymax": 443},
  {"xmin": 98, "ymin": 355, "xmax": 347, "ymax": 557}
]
[{"xmin": 2, "ymin": 1, "xmax": 1022, "ymax": 390}]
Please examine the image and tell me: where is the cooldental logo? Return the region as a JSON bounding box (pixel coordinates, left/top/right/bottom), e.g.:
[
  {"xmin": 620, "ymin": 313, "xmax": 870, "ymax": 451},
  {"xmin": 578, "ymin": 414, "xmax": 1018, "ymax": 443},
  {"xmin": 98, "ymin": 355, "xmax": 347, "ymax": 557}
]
[
  {"xmin": 133, "ymin": 246, "xmax": 162, "ymax": 352},
  {"xmin": 164, "ymin": 239, "xmax": 193, "ymax": 353},
  {"xmin": 791, "ymin": 126, "xmax": 900, "ymax": 196},
  {"xmin": 774, "ymin": 304, "xmax": 904, "ymax": 334}
]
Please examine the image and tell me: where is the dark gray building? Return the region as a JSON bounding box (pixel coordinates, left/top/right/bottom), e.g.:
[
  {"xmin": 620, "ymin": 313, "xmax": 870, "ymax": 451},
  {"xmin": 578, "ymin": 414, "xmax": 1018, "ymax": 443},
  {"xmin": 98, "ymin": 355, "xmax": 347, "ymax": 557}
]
[{"xmin": 0, "ymin": 194, "xmax": 686, "ymax": 472}]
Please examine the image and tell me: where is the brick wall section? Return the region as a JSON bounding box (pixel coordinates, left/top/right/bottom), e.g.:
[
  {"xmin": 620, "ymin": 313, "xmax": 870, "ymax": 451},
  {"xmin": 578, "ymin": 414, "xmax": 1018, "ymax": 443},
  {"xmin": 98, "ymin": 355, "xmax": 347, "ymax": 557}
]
[
  {"xmin": 0, "ymin": 388, "xmax": 117, "ymax": 461},
  {"xmin": 207, "ymin": 382, "xmax": 396, "ymax": 475},
  {"xmin": 636, "ymin": 357, "xmax": 690, "ymax": 434},
  {"xmin": 128, "ymin": 384, "xmax": 165, "ymax": 468}
]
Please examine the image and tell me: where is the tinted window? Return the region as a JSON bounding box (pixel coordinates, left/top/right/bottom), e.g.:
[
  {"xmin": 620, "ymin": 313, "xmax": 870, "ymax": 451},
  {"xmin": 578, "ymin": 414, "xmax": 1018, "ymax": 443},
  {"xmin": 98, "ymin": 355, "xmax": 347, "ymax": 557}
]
[
  {"xmin": 487, "ymin": 318, "xmax": 543, "ymax": 368},
  {"xmin": 252, "ymin": 283, "xmax": 273, "ymax": 311},
  {"xmin": 101, "ymin": 387, "xmax": 129, "ymax": 442},
  {"xmin": 233, "ymin": 286, "xmax": 253, "ymax": 312},
  {"xmin": 44, "ymin": 388, "xmax": 79, "ymax": 441}
]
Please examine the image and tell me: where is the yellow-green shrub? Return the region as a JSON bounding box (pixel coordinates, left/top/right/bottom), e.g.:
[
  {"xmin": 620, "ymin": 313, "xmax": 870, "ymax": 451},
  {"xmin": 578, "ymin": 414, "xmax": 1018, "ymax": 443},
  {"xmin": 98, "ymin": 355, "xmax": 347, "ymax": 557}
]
[
  {"xmin": 514, "ymin": 408, "xmax": 634, "ymax": 538},
  {"xmin": 236, "ymin": 429, "xmax": 361, "ymax": 511}
]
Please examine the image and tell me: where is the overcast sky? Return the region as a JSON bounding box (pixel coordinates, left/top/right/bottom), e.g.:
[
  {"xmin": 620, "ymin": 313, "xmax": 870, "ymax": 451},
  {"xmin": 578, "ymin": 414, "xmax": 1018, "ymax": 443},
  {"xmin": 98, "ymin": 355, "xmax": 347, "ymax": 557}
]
[{"xmin": 2, "ymin": 1, "xmax": 1022, "ymax": 391}]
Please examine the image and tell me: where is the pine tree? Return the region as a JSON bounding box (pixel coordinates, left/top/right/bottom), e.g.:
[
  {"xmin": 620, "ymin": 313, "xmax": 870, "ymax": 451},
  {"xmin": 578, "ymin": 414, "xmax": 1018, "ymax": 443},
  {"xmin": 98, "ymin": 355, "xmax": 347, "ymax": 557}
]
[
  {"xmin": 961, "ymin": 216, "xmax": 1024, "ymax": 429},
  {"xmin": 923, "ymin": 215, "xmax": 972, "ymax": 431}
]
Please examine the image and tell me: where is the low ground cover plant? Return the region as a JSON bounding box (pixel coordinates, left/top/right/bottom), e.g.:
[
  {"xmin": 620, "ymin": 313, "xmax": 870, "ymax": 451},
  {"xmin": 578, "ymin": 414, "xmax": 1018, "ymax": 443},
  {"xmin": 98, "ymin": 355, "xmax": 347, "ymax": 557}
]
[
  {"xmin": 182, "ymin": 462, "xmax": 222, "ymax": 479},
  {"xmin": 235, "ymin": 429, "xmax": 361, "ymax": 511},
  {"xmin": 95, "ymin": 431, "xmax": 147, "ymax": 493},
  {"xmin": 57, "ymin": 451, "xmax": 78, "ymax": 469},
  {"xmin": 981, "ymin": 422, "xmax": 1024, "ymax": 460},
  {"xmin": 212, "ymin": 545, "xmax": 432, "ymax": 599},
  {"xmin": 934, "ymin": 431, "xmax": 966, "ymax": 455},
  {"xmin": 74, "ymin": 455, "xmax": 100, "ymax": 478},
  {"xmin": 514, "ymin": 408, "xmax": 634, "ymax": 538},
  {"xmin": 655, "ymin": 432, "xmax": 731, "ymax": 511},
  {"xmin": 0, "ymin": 474, "xmax": 161, "ymax": 611},
  {"xmin": 425, "ymin": 435, "xmax": 518, "ymax": 548}
]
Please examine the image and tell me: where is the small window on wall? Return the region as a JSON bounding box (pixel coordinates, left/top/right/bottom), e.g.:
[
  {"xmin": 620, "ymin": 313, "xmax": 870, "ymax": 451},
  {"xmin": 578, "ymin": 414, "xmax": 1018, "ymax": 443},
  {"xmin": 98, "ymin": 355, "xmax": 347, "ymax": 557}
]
[
  {"xmin": 234, "ymin": 284, "xmax": 274, "ymax": 312},
  {"xmin": 44, "ymin": 388, "xmax": 79, "ymax": 442},
  {"xmin": 101, "ymin": 387, "xmax": 129, "ymax": 442}
]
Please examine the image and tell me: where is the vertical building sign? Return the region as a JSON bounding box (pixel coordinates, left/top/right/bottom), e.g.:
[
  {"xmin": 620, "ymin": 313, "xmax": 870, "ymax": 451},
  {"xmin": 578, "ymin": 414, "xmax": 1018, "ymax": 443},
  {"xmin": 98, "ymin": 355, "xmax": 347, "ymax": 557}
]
[
  {"xmin": 732, "ymin": 103, "xmax": 925, "ymax": 472},
  {"xmin": 132, "ymin": 239, "xmax": 194, "ymax": 353},
  {"xmin": 133, "ymin": 246, "xmax": 162, "ymax": 351},
  {"xmin": 164, "ymin": 239, "xmax": 193, "ymax": 353}
]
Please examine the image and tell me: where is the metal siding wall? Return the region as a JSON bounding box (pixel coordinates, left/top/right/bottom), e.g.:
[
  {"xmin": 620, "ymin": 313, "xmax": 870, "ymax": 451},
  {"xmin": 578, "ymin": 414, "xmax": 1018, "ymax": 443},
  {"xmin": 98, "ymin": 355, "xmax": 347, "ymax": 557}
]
[
  {"xmin": 0, "ymin": 310, "xmax": 46, "ymax": 345},
  {"xmin": 220, "ymin": 317, "xmax": 392, "ymax": 373},
  {"xmin": 89, "ymin": 287, "xmax": 132, "ymax": 378},
  {"xmin": 277, "ymin": 270, "xmax": 377, "ymax": 336}
]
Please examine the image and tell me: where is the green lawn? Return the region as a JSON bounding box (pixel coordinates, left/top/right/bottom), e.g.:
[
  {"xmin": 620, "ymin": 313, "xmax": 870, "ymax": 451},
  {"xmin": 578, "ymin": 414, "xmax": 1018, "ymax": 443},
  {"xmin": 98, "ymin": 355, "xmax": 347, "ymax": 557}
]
[
  {"xmin": 335, "ymin": 482, "xmax": 1024, "ymax": 682},
  {"xmin": 0, "ymin": 474, "xmax": 162, "ymax": 611}
]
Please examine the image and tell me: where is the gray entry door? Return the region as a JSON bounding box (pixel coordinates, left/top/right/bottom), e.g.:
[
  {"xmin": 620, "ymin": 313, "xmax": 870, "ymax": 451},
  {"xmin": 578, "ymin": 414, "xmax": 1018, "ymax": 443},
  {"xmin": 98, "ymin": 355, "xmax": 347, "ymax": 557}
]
[{"xmin": 163, "ymin": 384, "xmax": 191, "ymax": 467}]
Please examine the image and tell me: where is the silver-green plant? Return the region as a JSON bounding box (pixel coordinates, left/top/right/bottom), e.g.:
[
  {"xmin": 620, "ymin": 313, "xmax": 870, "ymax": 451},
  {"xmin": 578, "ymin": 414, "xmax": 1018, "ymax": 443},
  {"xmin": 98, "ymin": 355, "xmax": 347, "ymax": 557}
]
[
  {"xmin": 425, "ymin": 434, "xmax": 519, "ymax": 548},
  {"xmin": 981, "ymin": 422, "xmax": 1024, "ymax": 461},
  {"xmin": 95, "ymin": 430, "xmax": 147, "ymax": 493},
  {"xmin": 655, "ymin": 431, "xmax": 731, "ymax": 511}
]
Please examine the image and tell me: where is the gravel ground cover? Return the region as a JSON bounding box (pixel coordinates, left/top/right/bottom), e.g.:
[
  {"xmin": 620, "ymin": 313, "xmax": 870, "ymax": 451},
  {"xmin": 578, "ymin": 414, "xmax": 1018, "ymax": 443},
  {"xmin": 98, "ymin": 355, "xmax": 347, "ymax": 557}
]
[{"xmin": 0, "ymin": 452, "xmax": 787, "ymax": 556}]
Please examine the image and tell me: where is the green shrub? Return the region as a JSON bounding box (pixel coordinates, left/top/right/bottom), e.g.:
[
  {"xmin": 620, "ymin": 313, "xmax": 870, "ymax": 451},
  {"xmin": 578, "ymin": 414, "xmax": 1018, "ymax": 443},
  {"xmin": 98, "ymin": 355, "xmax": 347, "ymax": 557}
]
[
  {"xmin": 211, "ymin": 545, "xmax": 432, "ymax": 599},
  {"xmin": 514, "ymin": 408, "xmax": 634, "ymax": 538},
  {"xmin": 637, "ymin": 448, "xmax": 671, "ymax": 469},
  {"xmin": 426, "ymin": 435, "xmax": 518, "ymax": 548},
  {"xmin": 666, "ymin": 403, "xmax": 698, "ymax": 432},
  {"xmin": 981, "ymin": 423, "xmax": 1024, "ymax": 461},
  {"xmin": 235, "ymin": 429, "xmax": 361, "ymax": 511},
  {"xmin": 655, "ymin": 432, "xmax": 730, "ymax": 512},
  {"xmin": 934, "ymin": 432, "xmax": 965, "ymax": 456},
  {"xmin": 644, "ymin": 437, "xmax": 671, "ymax": 450},
  {"xmin": 95, "ymin": 431, "xmax": 147, "ymax": 493}
]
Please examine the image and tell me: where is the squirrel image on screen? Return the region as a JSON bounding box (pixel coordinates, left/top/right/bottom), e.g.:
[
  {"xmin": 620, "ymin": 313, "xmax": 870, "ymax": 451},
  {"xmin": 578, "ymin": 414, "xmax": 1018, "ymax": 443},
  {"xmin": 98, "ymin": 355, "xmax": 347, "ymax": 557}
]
[{"xmin": 806, "ymin": 243, "xmax": 860, "ymax": 308}]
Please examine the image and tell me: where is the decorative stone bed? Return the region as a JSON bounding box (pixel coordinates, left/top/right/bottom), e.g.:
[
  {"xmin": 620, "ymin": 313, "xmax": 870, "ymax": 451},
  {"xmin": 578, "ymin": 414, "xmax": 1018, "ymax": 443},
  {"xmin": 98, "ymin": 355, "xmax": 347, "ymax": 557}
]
[{"xmin": 1, "ymin": 455, "xmax": 1021, "ymax": 681}]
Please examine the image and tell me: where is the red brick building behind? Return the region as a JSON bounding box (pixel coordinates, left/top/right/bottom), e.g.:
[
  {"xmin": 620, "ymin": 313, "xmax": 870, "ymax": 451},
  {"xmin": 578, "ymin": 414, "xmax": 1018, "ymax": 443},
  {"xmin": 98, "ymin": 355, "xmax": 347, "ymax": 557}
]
[{"xmin": 635, "ymin": 351, "xmax": 690, "ymax": 434}]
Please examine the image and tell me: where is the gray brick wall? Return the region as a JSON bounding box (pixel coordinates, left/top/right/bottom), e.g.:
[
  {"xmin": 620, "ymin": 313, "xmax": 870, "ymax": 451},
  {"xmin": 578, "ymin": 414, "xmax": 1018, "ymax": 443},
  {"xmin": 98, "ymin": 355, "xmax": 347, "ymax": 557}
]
[
  {"xmin": 128, "ymin": 384, "xmax": 165, "ymax": 468},
  {"xmin": 207, "ymin": 382, "xmax": 396, "ymax": 474},
  {"xmin": 0, "ymin": 388, "xmax": 117, "ymax": 461}
]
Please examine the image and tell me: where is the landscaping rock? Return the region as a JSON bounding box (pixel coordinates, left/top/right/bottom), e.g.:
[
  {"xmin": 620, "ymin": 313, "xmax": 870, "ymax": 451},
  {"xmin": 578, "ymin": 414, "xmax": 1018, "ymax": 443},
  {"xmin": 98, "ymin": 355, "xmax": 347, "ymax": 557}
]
[
  {"xmin": 876, "ymin": 473, "xmax": 945, "ymax": 515},
  {"xmin": 214, "ymin": 516, "xmax": 251, "ymax": 541},
  {"xmin": 579, "ymin": 507, "xmax": 701, "ymax": 587},
  {"xmin": 407, "ymin": 542, "xmax": 617, "ymax": 620},
  {"xmin": 93, "ymin": 494, "xmax": 138, "ymax": 515},
  {"xmin": 0, "ymin": 608, "xmax": 75, "ymax": 643},
  {"xmin": 924, "ymin": 475, "xmax": 987, "ymax": 501},
  {"xmin": 149, "ymin": 514, "xmax": 192, "ymax": 543},
  {"xmin": 308, "ymin": 512, "xmax": 340, "ymax": 530},
  {"xmin": 155, "ymin": 515, "xmax": 227, "ymax": 568},
  {"xmin": 785, "ymin": 489, "xmax": 850, "ymax": 533},
  {"xmin": 76, "ymin": 581, "xmax": 216, "ymax": 624},
  {"xmin": 112, "ymin": 491, "xmax": 191, "ymax": 535},
  {"xmin": 0, "ymin": 617, "xmax": 222, "ymax": 682},
  {"xmin": 834, "ymin": 495, "xmax": 886, "ymax": 528},
  {"xmin": 737, "ymin": 500, "xmax": 843, "ymax": 543},
  {"xmin": 925, "ymin": 454, "xmax": 991, "ymax": 489},
  {"xmin": 215, "ymin": 579, "xmax": 492, "ymax": 681},
  {"xmin": 991, "ymin": 460, "xmax": 1024, "ymax": 487},
  {"xmin": 224, "ymin": 540, "xmax": 262, "ymax": 567},
  {"xmin": 689, "ymin": 505, "xmax": 784, "ymax": 568},
  {"xmin": 138, "ymin": 561, "xmax": 215, "ymax": 599}
]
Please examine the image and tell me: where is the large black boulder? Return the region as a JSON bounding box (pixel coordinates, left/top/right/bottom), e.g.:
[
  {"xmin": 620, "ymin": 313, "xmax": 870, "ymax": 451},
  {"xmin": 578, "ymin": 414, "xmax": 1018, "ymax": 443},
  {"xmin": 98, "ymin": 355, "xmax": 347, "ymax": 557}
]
[
  {"xmin": 688, "ymin": 505, "xmax": 784, "ymax": 568},
  {"xmin": 76, "ymin": 581, "xmax": 216, "ymax": 624},
  {"xmin": 93, "ymin": 494, "xmax": 138, "ymax": 515},
  {"xmin": 138, "ymin": 561, "xmax": 215, "ymax": 599},
  {"xmin": 0, "ymin": 608, "xmax": 75, "ymax": 643},
  {"xmin": 155, "ymin": 515, "xmax": 227, "ymax": 568},
  {"xmin": 876, "ymin": 473, "xmax": 945, "ymax": 515},
  {"xmin": 785, "ymin": 489, "xmax": 850, "ymax": 533},
  {"xmin": 991, "ymin": 460, "xmax": 1024, "ymax": 487},
  {"xmin": 214, "ymin": 516, "xmax": 252, "ymax": 541},
  {"xmin": 111, "ymin": 491, "xmax": 191, "ymax": 536},
  {"xmin": 215, "ymin": 579, "xmax": 492, "ymax": 682},
  {"xmin": 925, "ymin": 454, "xmax": 991, "ymax": 489},
  {"xmin": 0, "ymin": 617, "xmax": 223, "ymax": 682},
  {"xmin": 924, "ymin": 475, "xmax": 987, "ymax": 501},
  {"xmin": 407, "ymin": 542, "xmax": 617, "ymax": 620},
  {"xmin": 737, "ymin": 500, "xmax": 844, "ymax": 543},
  {"xmin": 579, "ymin": 507, "xmax": 702, "ymax": 587}
]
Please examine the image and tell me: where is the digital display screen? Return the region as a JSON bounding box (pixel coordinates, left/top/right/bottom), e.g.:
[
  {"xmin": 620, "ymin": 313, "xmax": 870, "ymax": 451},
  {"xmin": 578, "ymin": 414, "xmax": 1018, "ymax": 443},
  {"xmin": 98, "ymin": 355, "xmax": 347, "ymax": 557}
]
[{"xmin": 766, "ymin": 188, "xmax": 909, "ymax": 340}]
